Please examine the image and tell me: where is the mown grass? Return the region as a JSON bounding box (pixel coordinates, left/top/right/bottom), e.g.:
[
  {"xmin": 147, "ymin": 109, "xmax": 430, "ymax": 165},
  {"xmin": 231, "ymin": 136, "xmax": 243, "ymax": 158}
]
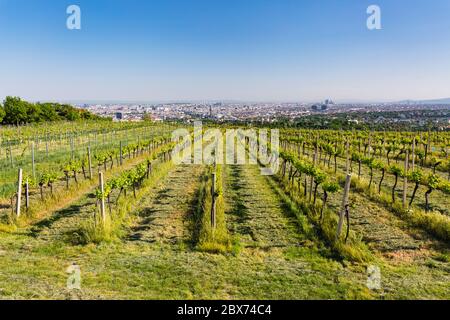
[
  {"xmin": 0, "ymin": 123, "xmax": 175, "ymax": 200},
  {"xmin": 289, "ymin": 146, "xmax": 450, "ymax": 243},
  {"xmin": 194, "ymin": 164, "xmax": 236, "ymax": 254},
  {"xmin": 76, "ymin": 159, "xmax": 174, "ymax": 244},
  {"xmin": 301, "ymin": 144, "xmax": 450, "ymax": 216},
  {"xmin": 0, "ymin": 142, "xmax": 173, "ymax": 232},
  {"xmin": 0, "ymin": 164, "xmax": 448, "ymax": 299},
  {"xmin": 339, "ymin": 174, "xmax": 450, "ymax": 242},
  {"xmin": 2, "ymin": 229, "xmax": 449, "ymax": 299},
  {"xmin": 269, "ymin": 173, "xmax": 373, "ymax": 263}
]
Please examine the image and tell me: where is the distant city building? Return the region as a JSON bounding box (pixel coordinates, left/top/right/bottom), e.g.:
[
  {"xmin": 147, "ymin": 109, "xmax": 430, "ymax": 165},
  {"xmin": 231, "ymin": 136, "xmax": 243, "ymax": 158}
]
[
  {"xmin": 115, "ymin": 112, "xmax": 123, "ymax": 120},
  {"xmin": 311, "ymin": 104, "xmax": 327, "ymax": 111}
]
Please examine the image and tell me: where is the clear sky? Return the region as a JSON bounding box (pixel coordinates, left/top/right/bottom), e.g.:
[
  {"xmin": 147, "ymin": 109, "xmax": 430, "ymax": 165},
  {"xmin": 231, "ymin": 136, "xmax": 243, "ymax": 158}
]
[{"xmin": 0, "ymin": 0, "xmax": 449, "ymax": 102}]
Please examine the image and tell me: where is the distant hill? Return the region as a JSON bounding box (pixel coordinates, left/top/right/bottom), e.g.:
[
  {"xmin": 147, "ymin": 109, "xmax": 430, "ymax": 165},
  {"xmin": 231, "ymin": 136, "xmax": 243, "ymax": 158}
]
[{"xmin": 397, "ymin": 98, "xmax": 450, "ymax": 105}]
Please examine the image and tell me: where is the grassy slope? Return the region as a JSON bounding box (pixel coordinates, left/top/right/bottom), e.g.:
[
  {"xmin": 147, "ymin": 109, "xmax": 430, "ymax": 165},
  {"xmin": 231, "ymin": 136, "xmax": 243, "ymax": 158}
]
[
  {"xmin": 0, "ymin": 163, "xmax": 448, "ymax": 299},
  {"xmin": 316, "ymin": 147, "xmax": 450, "ymax": 216},
  {"xmin": 224, "ymin": 165, "xmax": 303, "ymax": 248}
]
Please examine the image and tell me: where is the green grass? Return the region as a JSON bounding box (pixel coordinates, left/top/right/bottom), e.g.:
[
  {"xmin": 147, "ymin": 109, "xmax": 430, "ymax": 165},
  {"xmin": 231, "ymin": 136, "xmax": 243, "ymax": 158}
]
[
  {"xmin": 270, "ymin": 172, "xmax": 373, "ymax": 263},
  {"xmin": 77, "ymin": 158, "xmax": 175, "ymax": 244},
  {"xmin": 195, "ymin": 164, "xmax": 235, "ymax": 254},
  {"xmin": 0, "ymin": 163, "xmax": 449, "ymax": 299},
  {"xmin": 339, "ymin": 174, "xmax": 450, "ymax": 242},
  {"xmin": 0, "ymin": 122, "xmax": 176, "ymax": 200},
  {"xmin": 0, "ymin": 231, "xmax": 376, "ymax": 299}
]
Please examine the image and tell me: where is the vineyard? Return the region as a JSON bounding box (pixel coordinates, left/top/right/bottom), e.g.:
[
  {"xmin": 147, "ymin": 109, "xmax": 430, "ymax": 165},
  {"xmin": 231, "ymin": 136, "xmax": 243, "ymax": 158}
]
[{"xmin": 0, "ymin": 122, "xmax": 449, "ymax": 299}]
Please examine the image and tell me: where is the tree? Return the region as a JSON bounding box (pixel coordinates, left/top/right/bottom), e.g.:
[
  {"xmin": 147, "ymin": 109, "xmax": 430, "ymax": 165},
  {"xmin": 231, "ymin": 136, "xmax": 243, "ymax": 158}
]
[
  {"xmin": 25, "ymin": 102, "xmax": 43, "ymax": 123},
  {"xmin": 2, "ymin": 96, "xmax": 28, "ymax": 125},
  {"xmin": 1, "ymin": 97, "xmax": 104, "ymax": 124},
  {"xmin": 0, "ymin": 103, "xmax": 5, "ymax": 123},
  {"xmin": 39, "ymin": 103, "xmax": 60, "ymax": 121}
]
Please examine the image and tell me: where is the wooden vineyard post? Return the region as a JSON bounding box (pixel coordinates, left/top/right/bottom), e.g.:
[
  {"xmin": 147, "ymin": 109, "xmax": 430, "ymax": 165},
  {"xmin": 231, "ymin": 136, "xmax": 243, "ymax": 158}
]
[
  {"xmin": 147, "ymin": 161, "xmax": 152, "ymax": 179},
  {"xmin": 403, "ymin": 150, "xmax": 409, "ymax": 209},
  {"xmin": 99, "ymin": 172, "xmax": 106, "ymax": 223},
  {"xmin": 211, "ymin": 172, "xmax": 217, "ymax": 230},
  {"xmin": 87, "ymin": 146, "xmax": 93, "ymax": 179},
  {"xmin": 25, "ymin": 179, "xmax": 29, "ymax": 210},
  {"xmin": 31, "ymin": 142, "xmax": 36, "ymax": 179},
  {"xmin": 309, "ymin": 146, "xmax": 318, "ymax": 202},
  {"xmin": 9, "ymin": 144, "xmax": 13, "ymax": 168},
  {"xmin": 138, "ymin": 136, "xmax": 140, "ymax": 155},
  {"xmin": 411, "ymin": 138, "xmax": 415, "ymax": 171},
  {"xmin": 345, "ymin": 140, "xmax": 350, "ymax": 174},
  {"xmin": 120, "ymin": 141, "xmax": 123, "ymax": 166},
  {"xmin": 336, "ymin": 173, "xmax": 351, "ymax": 239},
  {"xmin": 70, "ymin": 136, "xmax": 75, "ymax": 160},
  {"xmin": 16, "ymin": 168, "xmax": 23, "ymax": 218},
  {"xmin": 425, "ymin": 131, "xmax": 430, "ymax": 163}
]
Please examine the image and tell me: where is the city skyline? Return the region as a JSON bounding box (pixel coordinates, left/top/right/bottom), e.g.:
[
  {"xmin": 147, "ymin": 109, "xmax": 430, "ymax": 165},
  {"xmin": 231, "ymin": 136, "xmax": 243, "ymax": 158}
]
[{"xmin": 1, "ymin": 0, "xmax": 450, "ymax": 102}]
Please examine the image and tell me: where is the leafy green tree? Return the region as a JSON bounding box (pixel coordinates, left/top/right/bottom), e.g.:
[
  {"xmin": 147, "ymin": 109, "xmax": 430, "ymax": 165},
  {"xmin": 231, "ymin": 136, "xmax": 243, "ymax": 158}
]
[
  {"xmin": 56, "ymin": 104, "xmax": 81, "ymax": 121},
  {"xmin": 0, "ymin": 103, "xmax": 5, "ymax": 123},
  {"xmin": 26, "ymin": 102, "xmax": 43, "ymax": 123},
  {"xmin": 1, "ymin": 97, "xmax": 103, "ymax": 124},
  {"xmin": 2, "ymin": 96, "xmax": 28, "ymax": 124},
  {"xmin": 39, "ymin": 103, "xmax": 60, "ymax": 121}
]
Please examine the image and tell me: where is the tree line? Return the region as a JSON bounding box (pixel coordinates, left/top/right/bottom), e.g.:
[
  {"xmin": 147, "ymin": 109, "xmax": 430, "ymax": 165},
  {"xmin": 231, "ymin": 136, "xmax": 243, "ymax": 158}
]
[{"xmin": 0, "ymin": 96, "xmax": 106, "ymax": 125}]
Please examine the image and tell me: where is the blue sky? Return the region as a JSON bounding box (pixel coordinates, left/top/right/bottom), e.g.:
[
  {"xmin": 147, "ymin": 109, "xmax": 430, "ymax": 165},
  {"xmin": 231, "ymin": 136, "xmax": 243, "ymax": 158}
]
[{"xmin": 0, "ymin": 0, "xmax": 449, "ymax": 102}]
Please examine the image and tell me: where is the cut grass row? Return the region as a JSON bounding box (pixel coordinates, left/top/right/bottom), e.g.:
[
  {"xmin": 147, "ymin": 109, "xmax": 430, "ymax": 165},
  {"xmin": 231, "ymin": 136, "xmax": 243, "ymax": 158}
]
[
  {"xmin": 269, "ymin": 170, "xmax": 373, "ymax": 263},
  {"xmin": 0, "ymin": 140, "xmax": 173, "ymax": 233},
  {"xmin": 0, "ymin": 124, "xmax": 175, "ymax": 199},
  {"xmin": 76, "ymin": 148, "xmax": 175, "ymax": 244},
  {"xmin": 285, "ymin": 143, "xmax": 450, "ymax": 242},
  {"xmin": 194, "ymin": 164, "xmax": 236, "ymax": 254}
]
